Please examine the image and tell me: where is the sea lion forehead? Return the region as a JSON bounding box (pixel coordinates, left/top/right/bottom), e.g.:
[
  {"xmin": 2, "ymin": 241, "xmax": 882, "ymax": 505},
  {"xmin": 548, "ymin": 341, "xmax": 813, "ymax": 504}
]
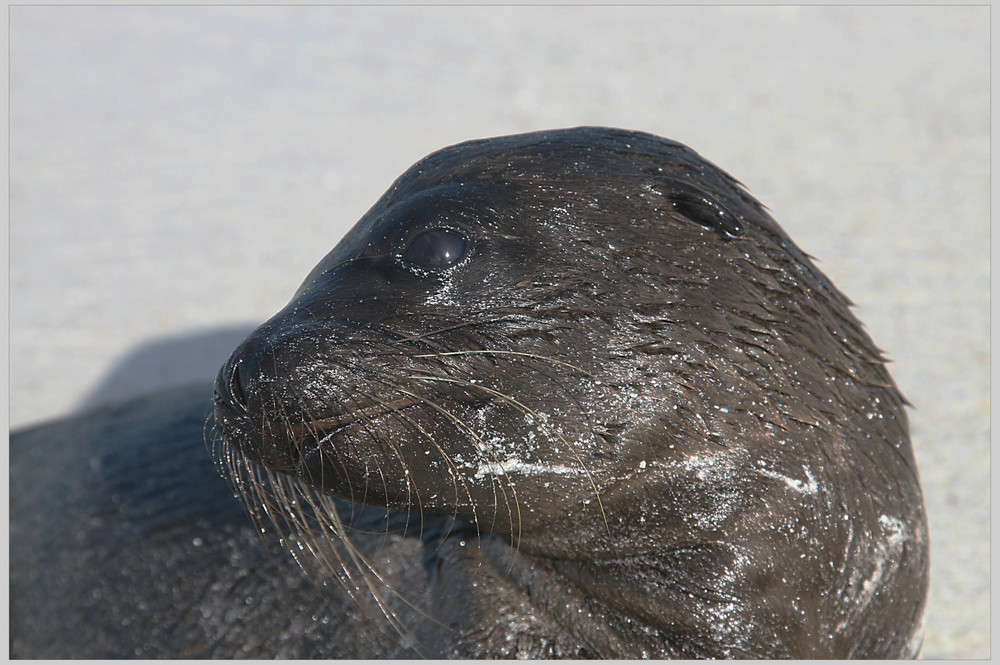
[
  {"xmin": 384, "ymin": 127, "xmax": 700, "ymax": 196},
  {"xmin": 375, "ymin": 127, "xmax": 757, "ymax": 242}
]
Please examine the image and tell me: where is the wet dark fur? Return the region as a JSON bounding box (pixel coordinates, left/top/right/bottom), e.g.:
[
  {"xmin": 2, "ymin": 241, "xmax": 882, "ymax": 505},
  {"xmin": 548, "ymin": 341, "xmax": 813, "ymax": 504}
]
[{"xmin": 212, "ymin": 127, "xmax": 929, "ymax": 658}]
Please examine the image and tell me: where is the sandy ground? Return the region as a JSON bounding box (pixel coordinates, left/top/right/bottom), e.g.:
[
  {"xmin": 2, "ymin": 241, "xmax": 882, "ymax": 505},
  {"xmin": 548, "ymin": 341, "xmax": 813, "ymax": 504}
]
[{"xmin": 9, "ymin": 6, "xmax": 988, "ymax": 658}]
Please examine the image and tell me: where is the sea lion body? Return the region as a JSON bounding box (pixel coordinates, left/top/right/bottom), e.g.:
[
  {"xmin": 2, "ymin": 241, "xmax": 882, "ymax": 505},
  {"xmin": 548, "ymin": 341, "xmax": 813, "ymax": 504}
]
[{"xmin": 11, "ymin": 128, "xmax": 929, "ymax": 658}]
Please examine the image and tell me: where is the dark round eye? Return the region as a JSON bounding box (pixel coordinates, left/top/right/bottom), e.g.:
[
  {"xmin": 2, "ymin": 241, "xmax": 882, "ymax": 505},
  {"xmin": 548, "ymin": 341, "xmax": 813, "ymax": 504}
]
[{"xmin": 401, "ymin": 228, "xmax": 467, "ymax": 268}]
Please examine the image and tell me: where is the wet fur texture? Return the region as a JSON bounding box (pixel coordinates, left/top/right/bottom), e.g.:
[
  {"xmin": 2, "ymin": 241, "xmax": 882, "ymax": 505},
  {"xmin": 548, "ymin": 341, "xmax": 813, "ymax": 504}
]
[{"xmin": 212, "ymin": 127, "xmax": 929, "ymax": 658}]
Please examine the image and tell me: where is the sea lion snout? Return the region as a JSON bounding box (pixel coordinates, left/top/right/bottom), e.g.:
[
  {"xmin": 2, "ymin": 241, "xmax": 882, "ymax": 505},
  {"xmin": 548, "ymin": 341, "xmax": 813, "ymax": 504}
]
[{"xmin": 214, "ymin": 319, "xmax": 364, "ymax": 471}]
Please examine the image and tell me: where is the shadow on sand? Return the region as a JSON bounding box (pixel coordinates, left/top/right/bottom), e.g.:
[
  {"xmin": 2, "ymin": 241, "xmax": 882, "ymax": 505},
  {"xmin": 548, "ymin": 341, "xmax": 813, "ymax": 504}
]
[{"xmin": 71, "ymin": 323, "xmax": 258, "ymax": 416}]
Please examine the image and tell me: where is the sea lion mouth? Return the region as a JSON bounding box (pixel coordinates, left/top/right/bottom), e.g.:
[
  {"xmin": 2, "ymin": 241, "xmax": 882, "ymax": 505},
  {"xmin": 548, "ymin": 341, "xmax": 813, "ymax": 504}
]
[
  {"xmin": 216, "ymin": 394, "xmax": 423, "ymax": 476},
  {"xmin": 288, "ymin": 396, "xmax": 422, "ymax": 436}
]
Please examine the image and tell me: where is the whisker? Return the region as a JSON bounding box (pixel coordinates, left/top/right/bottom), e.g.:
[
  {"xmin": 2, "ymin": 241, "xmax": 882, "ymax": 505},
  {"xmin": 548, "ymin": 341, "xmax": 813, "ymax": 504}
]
[
  {"xmin": 412, "ymin": 349, "xmax": 596, "ymax": 378},
  {"xmin": 406, "ymin": 373, "xmax": 616, "ymax": 557},
  {"xmin": 390, "ymin": 316, "xmax": 514, "ymax": 344},
  {"xmin": 394, "ymin": 387, "xmax": 517, "ymax": 553}
]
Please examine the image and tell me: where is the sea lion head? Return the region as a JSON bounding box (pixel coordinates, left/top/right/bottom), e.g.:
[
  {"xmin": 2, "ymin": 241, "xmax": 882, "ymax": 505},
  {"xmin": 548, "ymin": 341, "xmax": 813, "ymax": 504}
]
[{"xmin": 212, "ymin": 127, "xmax": 928, "ymax": 657}]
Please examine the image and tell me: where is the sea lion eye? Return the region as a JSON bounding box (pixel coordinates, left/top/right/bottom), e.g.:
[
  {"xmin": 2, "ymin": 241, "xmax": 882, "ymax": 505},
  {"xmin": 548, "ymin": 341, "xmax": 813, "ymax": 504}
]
[{"xmin": 401, "ymin": 228, "xmax": 467, "ymax": 268}]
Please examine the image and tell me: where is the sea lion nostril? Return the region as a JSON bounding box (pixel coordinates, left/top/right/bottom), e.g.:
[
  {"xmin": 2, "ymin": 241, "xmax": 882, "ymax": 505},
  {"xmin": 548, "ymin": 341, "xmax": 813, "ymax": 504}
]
[
  {"xmin": 231, "ymin": 361, "xmax": 250, "ymax": 410},
  {"xmin": 218, "ymin": 355, "xmax": 255, "ymax": 413}
]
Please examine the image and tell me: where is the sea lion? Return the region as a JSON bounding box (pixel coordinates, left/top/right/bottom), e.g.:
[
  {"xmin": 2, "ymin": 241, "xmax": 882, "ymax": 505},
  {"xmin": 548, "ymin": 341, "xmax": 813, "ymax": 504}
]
[
  {"xmin": 10, "ymin": 127, "xmax": 929, "ymax": 658},
  {"xmin": 211, "ymin": 127, "xmax": 929, "ymax": 658}
]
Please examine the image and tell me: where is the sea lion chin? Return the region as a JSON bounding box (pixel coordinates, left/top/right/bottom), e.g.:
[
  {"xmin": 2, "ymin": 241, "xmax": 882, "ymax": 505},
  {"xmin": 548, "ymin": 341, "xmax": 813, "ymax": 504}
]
[{"xmin": 212, "ymin": 126, "xmax": 929, "ymax": 658}]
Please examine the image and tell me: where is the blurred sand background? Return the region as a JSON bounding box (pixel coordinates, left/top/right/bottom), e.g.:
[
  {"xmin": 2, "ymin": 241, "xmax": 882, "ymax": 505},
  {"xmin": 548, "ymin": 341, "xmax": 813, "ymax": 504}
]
[{"xmin": 9, "ymin": 6, "xmax": 988, "ymax": 657}]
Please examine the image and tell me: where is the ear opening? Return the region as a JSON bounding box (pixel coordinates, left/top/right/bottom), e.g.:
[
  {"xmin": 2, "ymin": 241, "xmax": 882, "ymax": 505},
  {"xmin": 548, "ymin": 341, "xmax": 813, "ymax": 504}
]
[{"xmin": 657, "ymin": 176, "xmax": 744, "ymax": 238}]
